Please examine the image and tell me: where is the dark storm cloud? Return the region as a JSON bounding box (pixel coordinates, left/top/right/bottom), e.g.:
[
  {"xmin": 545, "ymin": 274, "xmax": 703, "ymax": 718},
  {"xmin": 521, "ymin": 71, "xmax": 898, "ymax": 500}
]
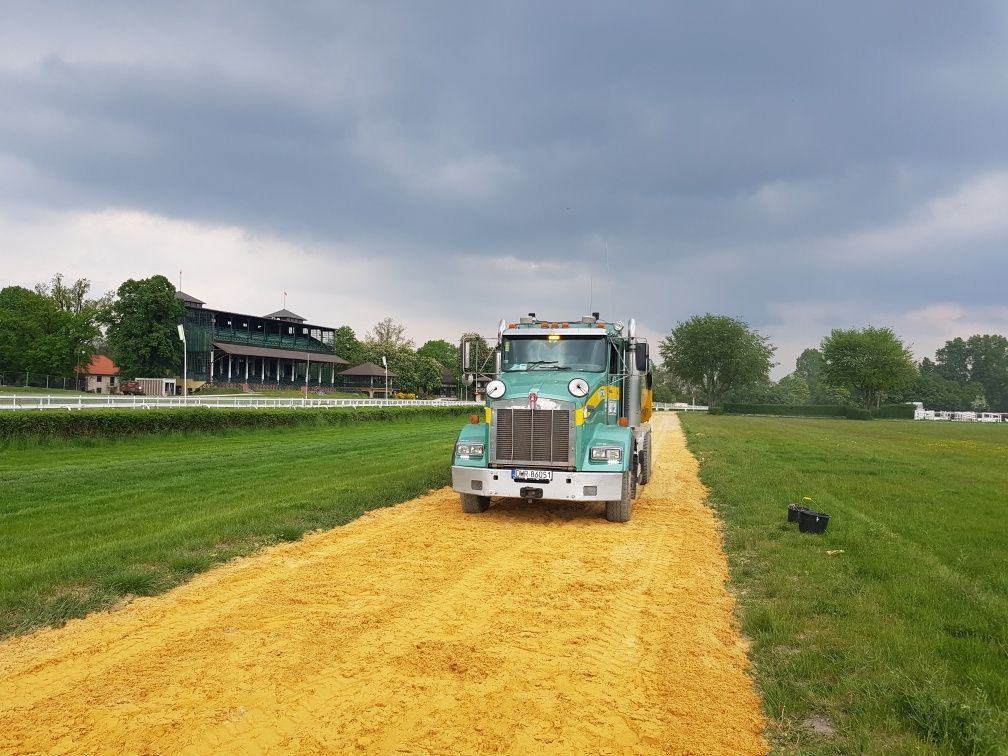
[{"xmin": 3, "ymin": 1, "xmax": 1008, "ymax": 370}]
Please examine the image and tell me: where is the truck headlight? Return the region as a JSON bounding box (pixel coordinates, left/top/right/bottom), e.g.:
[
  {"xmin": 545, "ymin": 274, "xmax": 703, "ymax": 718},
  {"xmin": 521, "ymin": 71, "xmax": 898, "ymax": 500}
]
[
  {"xmin": 456, "ymin": 443, "xmax": 485, "ymax": 457},
  {"xmin": 590, "ymin": 446, "xmax": 622, "ymax": 461}
]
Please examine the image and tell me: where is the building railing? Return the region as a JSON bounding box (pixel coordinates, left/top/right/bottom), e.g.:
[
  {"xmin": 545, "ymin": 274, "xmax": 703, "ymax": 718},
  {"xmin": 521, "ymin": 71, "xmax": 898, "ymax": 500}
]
[{"xmin": 209, "ymin": 331, "xmax": 335, "ymax": 354}]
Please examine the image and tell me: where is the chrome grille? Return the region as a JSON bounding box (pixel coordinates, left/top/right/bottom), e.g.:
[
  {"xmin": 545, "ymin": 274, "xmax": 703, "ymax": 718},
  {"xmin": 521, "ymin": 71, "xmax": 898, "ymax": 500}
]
[{"xmin": 493, "ymin": 408, "xmax": 572, "ymax": 466}]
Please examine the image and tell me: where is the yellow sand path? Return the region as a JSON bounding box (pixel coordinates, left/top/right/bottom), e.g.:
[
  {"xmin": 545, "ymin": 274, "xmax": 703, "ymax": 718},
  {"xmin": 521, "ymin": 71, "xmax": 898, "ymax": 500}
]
[{"xmin": 0, "ymin": 413, "xmax": 766, "ymax": 754}]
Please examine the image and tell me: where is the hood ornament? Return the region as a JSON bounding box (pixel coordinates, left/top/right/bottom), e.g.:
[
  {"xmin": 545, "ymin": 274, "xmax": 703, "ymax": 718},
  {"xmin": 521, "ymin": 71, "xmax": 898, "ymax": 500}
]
[{"xmin": 528, "ymin": 391, "xmax": 538, "ymax": 410}]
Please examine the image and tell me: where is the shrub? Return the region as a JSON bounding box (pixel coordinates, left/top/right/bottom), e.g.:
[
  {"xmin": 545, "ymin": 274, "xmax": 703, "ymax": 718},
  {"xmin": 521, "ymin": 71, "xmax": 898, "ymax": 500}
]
[
  {"xmin": 0, "ymin": 406, "xmax": 472, "ymax": 445},
  {"xmin": 871, "ymin": 403, "xmax": 915, "ymax": 419},
  {"xmin": 721, "ymin": 404, "xmax": 873, "ymax": 420}
]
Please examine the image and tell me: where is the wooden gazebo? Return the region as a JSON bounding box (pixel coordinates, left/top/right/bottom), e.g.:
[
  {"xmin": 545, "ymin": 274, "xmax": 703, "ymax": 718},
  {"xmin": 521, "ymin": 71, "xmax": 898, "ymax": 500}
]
[{"xmin": 340, "ymin": 362, "xmax": 397, "ymax": 398}]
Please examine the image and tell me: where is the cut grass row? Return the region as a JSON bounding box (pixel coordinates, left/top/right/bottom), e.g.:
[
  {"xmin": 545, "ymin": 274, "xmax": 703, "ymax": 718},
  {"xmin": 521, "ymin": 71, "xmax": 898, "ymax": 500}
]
[
  {"xmin": 680, "ymin": 414, "xmax": 1008, "ymax": 754},
  {"xmin": 0, "ymin": 413, "xmax": 464, "ymax": 639}
]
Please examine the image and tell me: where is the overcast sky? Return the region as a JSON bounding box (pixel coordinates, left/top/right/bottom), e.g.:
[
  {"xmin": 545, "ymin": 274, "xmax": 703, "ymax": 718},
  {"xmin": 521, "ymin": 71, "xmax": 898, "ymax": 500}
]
[{"xmin": 3, "ymin": 2, "xmax": 1007, "ymax": 376}]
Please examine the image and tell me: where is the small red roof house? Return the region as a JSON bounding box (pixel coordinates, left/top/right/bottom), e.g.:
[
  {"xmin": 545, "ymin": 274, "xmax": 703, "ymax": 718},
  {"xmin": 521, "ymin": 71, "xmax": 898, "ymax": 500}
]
[{"xmin": 78, "ymin": 355, "xmax": 120, "ymax": 394}]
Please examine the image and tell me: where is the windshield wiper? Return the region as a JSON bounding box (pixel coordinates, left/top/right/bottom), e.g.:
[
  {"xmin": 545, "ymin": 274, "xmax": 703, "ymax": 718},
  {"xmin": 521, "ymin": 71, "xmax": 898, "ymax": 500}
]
[{"xmin": 526, "ymin": 360, "xmax": 558, "ymax": 370}]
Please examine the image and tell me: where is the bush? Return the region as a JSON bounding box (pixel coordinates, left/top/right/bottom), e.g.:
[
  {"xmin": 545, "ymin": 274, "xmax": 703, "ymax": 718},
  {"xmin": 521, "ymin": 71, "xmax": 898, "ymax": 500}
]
[
  {"xmin": 871, "ymin": 403, "xmax": 915, "ymax": 419},
  {"xmin": 0, "ymin": 406, "xmax": 472, "ymax": 445},
  {"xmin": 721, "ymin": 403, "xmax": 873, "ymax": 420}
]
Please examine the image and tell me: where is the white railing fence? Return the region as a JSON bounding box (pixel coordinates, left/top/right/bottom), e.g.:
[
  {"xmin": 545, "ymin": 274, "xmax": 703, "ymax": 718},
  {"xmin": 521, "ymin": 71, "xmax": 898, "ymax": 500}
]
[
  {"xmin": 1, "ymin": 395, "xmax": 709, "ymax": 413},
  {"xmin": 0, "ymin": 395, "xmax": 480, "ymax": 412}
]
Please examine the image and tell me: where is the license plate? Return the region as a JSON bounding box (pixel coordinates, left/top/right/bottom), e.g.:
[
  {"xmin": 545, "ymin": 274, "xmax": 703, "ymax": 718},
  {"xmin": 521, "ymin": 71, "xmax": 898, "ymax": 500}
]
[{"xmin": 512, "ymin": 468, "xmax": 552, "ymax": 483}]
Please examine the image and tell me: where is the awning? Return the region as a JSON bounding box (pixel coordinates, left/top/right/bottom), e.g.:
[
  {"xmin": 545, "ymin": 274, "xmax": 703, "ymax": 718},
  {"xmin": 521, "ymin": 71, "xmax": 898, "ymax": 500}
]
[{"xmin": 213, "ymin": 341, "xmax": 349, "ymax": 364}]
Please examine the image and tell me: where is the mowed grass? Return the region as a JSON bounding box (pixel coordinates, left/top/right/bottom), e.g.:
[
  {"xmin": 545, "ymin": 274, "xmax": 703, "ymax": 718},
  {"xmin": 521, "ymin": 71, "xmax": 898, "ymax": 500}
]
[
  {"xmin": 680, "ymin": 415, "xmax": 1008, "ymax": 755},
  {"xmin": 0, "ymin": 415, "xmax": 462, "ymax": 638}
]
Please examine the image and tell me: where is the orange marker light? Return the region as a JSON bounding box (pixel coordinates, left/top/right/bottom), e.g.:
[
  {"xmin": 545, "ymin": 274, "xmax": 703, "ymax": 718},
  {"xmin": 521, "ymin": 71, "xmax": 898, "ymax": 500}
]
[
  {"xmin": 562, "ymin": 322, "xmax": 569, "ymax": 327},
  {"xmin": 470, "ymin": 414, "xmax": 480, "ymax": 424},
  {"xmin": 618, "ymin": 417, "xmax": 629, "ymax": 427}
]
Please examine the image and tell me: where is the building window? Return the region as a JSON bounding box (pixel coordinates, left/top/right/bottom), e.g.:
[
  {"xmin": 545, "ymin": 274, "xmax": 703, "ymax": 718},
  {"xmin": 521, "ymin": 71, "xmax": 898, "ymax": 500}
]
[{"xmin": 96, "ymin": 376, "xmax": 102, "ymax": 382}]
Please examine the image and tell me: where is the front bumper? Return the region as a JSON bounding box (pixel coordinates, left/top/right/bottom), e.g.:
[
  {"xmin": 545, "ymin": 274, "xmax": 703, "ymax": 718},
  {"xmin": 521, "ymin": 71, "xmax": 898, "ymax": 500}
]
[{"xmin": 451, "ymin": 465, "xmax": 623, "ymax": 501}]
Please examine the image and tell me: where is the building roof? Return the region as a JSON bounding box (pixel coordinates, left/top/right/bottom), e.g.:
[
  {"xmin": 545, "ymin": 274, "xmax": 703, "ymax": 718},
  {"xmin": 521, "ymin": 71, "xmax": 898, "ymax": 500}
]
[
  {"xmin": 212, "ymin": 342, "xmax": 349, "ymax": 364},
  {"xmin": 263, "ymin": 308, "xmax": 306, "ymax": 322},
  {"xmin": 175, "ymin": 290, "xmax": 205, "ymax": 306},
  {"xmin": 340, "ymin": 361, "xmax": 398, "ymax": 377},
  {"xmin": 81, "ymin": 355, "xmax": 119, "ymax": 376}
]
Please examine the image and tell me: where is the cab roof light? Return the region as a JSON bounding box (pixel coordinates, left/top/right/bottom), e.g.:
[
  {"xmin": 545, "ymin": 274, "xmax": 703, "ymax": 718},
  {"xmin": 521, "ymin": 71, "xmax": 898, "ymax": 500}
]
[
  {"xmin": 562, "ymin": 322, "xmax": 569, "ymax": 327},
  {"xmin": 541, "ymin": 323, "xmax": 550, "ymax": 328}
]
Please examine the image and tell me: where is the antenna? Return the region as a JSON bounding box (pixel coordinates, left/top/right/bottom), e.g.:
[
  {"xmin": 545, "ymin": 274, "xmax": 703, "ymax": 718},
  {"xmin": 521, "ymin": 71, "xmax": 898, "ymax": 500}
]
[
  {"xmin": 589, "ymin": 274, "xmax": 593, "ymax": 313},
  {"xmin": 178, "ymin": 269, "xmax": 182, "ymax": 291}
]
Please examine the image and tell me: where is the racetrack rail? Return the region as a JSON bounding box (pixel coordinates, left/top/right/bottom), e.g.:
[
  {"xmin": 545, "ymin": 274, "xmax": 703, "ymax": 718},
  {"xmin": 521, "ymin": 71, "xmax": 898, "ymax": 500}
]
[{"xmin": 0, "ymin": 414, "xmax": 766, "ymax": 754}]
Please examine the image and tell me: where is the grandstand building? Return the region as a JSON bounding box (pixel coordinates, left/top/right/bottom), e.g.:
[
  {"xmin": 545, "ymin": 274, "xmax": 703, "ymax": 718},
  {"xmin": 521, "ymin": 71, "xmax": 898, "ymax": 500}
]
[{"xmin": 177, "ymin": 292, "xmax": 348, "ymax": 388}]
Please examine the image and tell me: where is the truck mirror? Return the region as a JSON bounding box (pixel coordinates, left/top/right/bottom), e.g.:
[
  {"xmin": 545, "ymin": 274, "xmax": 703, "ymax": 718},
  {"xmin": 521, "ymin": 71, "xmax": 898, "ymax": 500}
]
[{"xmin": 635, "ymin": 343, "xmax": 649, "ymax": 372}]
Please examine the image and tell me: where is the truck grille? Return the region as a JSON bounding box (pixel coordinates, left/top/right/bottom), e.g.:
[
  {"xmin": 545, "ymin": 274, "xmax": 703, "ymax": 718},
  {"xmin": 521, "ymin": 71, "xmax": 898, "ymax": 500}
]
[{"xmin": 493, "ymin": 409, "xmax": 572, "ymax": 466}]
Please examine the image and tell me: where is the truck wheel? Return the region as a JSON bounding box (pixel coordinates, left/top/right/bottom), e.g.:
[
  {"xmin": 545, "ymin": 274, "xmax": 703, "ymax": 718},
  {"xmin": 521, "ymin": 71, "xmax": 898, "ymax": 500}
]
[
  {"xmin": 605, "ymin": 470, "xmax": 633, "ymax": 523},
  {"xmin": 460, "ymin": 493, "xmax": 491, "ymax": 513},
  {"xmin": 640, "ymin": 433, "xmax": 653, "ymax": 485}
]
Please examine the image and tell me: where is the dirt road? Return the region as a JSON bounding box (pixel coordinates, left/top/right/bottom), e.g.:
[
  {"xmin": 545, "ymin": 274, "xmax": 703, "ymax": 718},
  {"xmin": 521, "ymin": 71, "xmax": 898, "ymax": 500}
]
[{"xmin": 0, "ymin": 413, "xmax": 766, "ymax": 754}]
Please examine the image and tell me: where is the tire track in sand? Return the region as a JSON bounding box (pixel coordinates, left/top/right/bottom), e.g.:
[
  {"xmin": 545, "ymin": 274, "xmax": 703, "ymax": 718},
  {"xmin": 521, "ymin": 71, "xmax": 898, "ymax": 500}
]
[{"xmin": 0, "ymin": 413, "xmax": 766, "ymax": 754}]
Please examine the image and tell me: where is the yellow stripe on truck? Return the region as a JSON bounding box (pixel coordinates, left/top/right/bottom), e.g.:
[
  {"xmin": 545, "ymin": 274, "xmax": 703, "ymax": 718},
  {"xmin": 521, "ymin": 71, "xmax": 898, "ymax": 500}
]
[
  {"xmin": 485, "ymin": 407, "xmax": 492, "ymax": 424},
  {"xmin": 586, "ymin": 385, "xmax": 620, "ymax": 410}
]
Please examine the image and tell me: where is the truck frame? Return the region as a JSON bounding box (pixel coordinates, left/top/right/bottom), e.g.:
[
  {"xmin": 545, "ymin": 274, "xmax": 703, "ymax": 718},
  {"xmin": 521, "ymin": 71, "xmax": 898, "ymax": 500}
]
[{"xmin": 451, "ymin": 313, "xmax": 653, "ymax": 522}]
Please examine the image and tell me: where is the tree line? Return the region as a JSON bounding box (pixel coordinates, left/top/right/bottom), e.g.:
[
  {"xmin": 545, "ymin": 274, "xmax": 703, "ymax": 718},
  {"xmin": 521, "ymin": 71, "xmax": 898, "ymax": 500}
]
[
  {"xmin": 656, "ymin": 314, "xmax": 1008, "ymax": 412},
  {"xmin": 0, "ymin": 273, "xmax": 479, "ymax": 396},
  {"xmin": 6, "ymin": 272, "xmax": 1004, "ymax": 408}
]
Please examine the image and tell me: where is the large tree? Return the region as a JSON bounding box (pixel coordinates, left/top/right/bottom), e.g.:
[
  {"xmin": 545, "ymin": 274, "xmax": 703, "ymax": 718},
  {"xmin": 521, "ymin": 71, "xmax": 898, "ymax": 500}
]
[
  {"xmin": 417, "ymin": 339, "xmax": 459, "ymax": 370},
  {"xmin": 103, "ymin": 275, "xmax": 184, "ymax": 379},
  {"xmin": 659, "ymin": 314, "xmax": 775, "ymax": 407},
  {"xmin": 333, "ymin": 325, "xmax": 365, "ymax": 364},
  {"xmin": 935, "ymin": 334, "xmax": 1008, "ymax": 411},
  {"xmin": 820, "ymin": 327, "xmax": 917, "ymax": 408},
  {"xmin": 365, "ymin": 317, "xmax": 414, "ymax": 351},
  {"xmin": 0, "ymin": 286, "xmax": 98, "ymax": 377}
]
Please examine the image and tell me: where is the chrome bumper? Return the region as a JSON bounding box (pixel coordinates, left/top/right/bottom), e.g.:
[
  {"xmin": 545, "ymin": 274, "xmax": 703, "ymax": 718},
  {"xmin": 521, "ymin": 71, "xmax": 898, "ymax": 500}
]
[{"xmin": 451, "ymin": 465, "xmax": 623, "ymax": 501}]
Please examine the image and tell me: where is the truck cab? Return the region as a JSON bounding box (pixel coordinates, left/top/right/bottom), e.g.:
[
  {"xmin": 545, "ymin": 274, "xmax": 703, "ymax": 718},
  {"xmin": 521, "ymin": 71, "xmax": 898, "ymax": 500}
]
[{"xmin": 451, "ymin": 313, "xmax": 653, "ymax": 522}]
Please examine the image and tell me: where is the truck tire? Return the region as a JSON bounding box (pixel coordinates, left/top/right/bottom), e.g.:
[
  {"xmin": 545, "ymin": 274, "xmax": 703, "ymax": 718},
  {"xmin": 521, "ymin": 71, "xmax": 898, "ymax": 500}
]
[
  {"xmin": 640, "ymin": 432, "xmax": 653, "ymax": 485},
  {"xmin": 605, "ymin": 470, "xmax": 633, "ymax": 523},
  {"xmin": 460, "ymin": 493, "xmax": 491, "ymax": 513}
]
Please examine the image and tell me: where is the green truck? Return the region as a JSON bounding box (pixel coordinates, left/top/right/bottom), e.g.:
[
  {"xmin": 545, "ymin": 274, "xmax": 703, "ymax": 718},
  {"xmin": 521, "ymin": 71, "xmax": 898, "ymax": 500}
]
[{"xmin": 451, "ymin": 313, "xmax": 654, "ymax": 522}]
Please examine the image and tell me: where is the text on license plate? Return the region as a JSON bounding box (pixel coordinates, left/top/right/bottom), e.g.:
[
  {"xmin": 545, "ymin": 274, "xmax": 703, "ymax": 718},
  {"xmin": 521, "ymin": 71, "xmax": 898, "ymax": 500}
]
[{"xmin": 512, "ymin": 468, "xmax": 552, "ymax": 482}]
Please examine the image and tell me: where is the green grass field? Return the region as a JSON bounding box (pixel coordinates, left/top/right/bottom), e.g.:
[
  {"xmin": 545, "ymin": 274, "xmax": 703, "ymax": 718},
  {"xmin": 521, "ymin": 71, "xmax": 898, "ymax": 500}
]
[
  {"xmin": 0, "ymin": 414, "xmax": 463, "ymax": 639},
  {"xmin": 680, "ymin": 415, "xmax": 1008, "ymax": 754}
]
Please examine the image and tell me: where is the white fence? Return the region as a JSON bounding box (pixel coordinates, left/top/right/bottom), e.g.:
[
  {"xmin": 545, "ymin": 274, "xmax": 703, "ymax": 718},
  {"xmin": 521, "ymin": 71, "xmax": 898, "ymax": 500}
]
[
  {"xmin": 653, "ymin": 403, "xmax": 709, "ymax": 412},
  {"xmin": 0, "ymin": 394, "xmax": 480, "ymax": 412},
  {"xmin": 914, "ymin": 409, "xmax": 1005, "ymax": 422},
  {"xmin": 1, "ymin": 394, "xmax": 707, "ymax": 413}
]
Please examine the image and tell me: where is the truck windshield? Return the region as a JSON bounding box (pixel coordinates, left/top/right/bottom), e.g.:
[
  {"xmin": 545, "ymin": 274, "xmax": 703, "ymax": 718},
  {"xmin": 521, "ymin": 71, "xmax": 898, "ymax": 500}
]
[{"xmin": 502, "ymin": 336, "xmax": 607, "ymax": 372}]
